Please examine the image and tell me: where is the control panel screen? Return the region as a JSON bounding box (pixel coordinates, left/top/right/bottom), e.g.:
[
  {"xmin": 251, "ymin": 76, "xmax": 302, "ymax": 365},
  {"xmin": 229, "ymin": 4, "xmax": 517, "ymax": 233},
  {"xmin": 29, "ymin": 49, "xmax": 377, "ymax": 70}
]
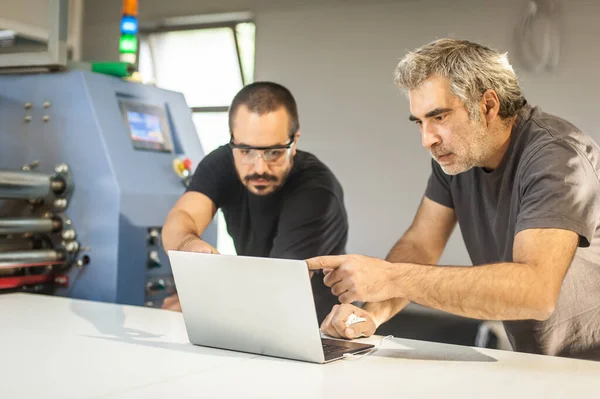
[
  {"xmin": 127, "ymin": 111, "xmax": 165, "ymax": 145},
  {"xmin": 119, "ymin": 100, "xmax": 173, "ymax": 152}
]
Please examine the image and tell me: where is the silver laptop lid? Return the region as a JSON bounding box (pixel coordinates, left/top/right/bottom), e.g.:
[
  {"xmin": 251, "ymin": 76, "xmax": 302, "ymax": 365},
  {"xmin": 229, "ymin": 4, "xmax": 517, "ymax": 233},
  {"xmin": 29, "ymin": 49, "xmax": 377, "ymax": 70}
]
[{"xmin": 168, "ymin": 251, "xmax": 325, "ymax": 363}]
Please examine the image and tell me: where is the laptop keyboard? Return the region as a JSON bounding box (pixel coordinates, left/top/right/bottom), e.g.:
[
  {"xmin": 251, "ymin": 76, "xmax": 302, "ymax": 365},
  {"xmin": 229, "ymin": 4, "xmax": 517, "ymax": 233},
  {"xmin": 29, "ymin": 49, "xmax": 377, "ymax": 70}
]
[{"xmin": 322, "ymin": 343, "xmax": 345, "ymax": 355}]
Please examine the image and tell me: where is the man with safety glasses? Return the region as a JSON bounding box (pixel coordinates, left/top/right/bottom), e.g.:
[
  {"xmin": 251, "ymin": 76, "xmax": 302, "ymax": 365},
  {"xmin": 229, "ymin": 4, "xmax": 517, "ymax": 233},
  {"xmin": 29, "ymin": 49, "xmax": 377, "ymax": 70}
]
[{"xmin": 161, "ymin": 82, "xmax": 348, "ymax": 322}]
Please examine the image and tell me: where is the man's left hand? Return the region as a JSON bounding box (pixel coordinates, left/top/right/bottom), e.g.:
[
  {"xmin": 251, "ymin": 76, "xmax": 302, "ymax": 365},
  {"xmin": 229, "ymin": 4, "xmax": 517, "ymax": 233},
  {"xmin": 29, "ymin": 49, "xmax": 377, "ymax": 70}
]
[
  {"xmin": 162, "ymin": 293, "xmax": 182, "ymax": 312},
  {"xmin": 306, "ymin": 255, "xmax": 396, "ymax": 303}
]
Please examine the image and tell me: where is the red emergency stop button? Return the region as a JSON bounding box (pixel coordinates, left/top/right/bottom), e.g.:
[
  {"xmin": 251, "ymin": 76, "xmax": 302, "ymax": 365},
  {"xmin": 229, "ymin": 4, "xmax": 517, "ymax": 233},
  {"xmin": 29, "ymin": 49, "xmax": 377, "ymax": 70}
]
[{"xmin": 183, "ymin": 158, "xmax": 192, "ymax": 170}]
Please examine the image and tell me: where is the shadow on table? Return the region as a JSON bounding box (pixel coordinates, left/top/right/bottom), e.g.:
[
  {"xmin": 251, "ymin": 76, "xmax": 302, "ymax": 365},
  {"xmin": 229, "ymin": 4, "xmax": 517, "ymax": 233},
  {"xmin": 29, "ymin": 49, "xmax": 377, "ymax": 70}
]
[
  {"xmin": 69, "ymin": 299, "xmax": 251, "ymax": 359},
  {"xmin": 373, "ymin": 339, "xmax": 497, "ymax": 362},
  {"xmin": 79, "ymin": 334, "xmax": 252, "ymax": 359}
]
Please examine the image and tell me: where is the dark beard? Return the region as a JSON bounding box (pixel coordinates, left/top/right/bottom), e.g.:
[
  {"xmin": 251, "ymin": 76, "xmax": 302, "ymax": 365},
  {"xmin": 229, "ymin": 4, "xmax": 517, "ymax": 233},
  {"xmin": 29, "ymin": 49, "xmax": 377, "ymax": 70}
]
[{"xmin": 243, "ymin": 161, "xmax": 294, "ymax": 196}]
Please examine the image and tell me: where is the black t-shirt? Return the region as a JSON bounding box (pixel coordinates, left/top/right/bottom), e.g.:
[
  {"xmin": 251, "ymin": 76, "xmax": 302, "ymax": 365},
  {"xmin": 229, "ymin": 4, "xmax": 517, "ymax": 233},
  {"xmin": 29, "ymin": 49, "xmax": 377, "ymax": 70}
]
[{"xmin": 187, "ymin": 145, "xmax": 348, "ymax": 323}]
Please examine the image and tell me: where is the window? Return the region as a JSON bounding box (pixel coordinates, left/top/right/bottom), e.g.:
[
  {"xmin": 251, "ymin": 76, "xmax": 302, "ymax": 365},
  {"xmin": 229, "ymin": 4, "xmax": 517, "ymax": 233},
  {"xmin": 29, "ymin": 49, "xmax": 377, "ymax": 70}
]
[{"xmin": 139, "ymin": 20, "xmax": 256, "ymax": 255}]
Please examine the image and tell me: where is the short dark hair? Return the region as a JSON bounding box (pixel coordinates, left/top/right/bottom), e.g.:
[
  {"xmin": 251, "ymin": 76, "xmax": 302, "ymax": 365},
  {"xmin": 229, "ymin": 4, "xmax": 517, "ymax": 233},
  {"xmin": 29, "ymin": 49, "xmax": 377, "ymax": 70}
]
[{"xmin": 228, "ymin": 81, "xmax": 299, "ymax": 139}]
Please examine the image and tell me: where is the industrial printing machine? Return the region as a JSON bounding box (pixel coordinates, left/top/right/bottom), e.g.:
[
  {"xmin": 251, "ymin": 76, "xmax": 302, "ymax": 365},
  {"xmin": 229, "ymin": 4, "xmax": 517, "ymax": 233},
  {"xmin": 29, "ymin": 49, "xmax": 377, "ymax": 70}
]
[
  {"xmin": 0, "ymin": 68, "xmax": 218, "ymax": 307},
  {"xmin": 0, "ymin": 70, "xmax": 216, "ymax": 308}
]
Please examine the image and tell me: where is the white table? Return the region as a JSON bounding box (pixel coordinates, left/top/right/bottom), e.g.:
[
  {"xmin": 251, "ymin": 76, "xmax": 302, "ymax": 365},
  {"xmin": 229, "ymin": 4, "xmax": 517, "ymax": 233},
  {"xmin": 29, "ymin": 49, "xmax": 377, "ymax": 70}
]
[{"xmin": 1, "ymin": 293, "xmax": 598, "ymax": 399}]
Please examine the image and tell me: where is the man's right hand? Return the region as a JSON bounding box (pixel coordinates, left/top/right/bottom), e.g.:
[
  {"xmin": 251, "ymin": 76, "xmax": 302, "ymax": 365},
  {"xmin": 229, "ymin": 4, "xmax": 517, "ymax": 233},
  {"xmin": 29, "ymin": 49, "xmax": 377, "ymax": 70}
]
[
  {"xmin": 178, "ymin": 236, "xmax": 220, "ymax": 254},
  {"xmin": 320, "ymin": 303, "xmax": 377, "ymax": 340}
]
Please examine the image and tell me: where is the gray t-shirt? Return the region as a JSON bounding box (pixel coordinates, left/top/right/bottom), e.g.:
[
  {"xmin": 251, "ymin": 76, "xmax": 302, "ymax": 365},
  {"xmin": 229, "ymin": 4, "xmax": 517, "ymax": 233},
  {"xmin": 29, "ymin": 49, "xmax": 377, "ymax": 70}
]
[{"xmin": 425, "ymin": 103, "xmax": 600, "ymax": 360}]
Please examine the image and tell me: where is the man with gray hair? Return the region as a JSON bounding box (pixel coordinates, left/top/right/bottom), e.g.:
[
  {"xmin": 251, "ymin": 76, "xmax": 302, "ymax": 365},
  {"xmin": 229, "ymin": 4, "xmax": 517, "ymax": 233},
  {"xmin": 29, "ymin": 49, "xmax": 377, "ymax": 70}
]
[{"xmin": 307, "ymin": 38, "xmax": 600, "ymax": 360}]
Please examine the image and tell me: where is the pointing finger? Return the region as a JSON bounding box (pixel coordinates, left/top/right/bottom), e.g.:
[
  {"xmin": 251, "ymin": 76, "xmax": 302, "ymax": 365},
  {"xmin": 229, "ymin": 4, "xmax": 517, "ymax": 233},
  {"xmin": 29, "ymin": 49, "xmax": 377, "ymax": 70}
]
[{"xmin": 306, "ymin": 255, "xmax": 346, "ymax": 271}]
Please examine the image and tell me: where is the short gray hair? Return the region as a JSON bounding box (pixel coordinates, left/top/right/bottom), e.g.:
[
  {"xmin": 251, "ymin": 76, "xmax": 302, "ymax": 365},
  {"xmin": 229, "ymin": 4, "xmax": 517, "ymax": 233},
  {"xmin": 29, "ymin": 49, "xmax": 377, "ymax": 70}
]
[{"xmin": 394, "ymin": 38, "xmax": 525, "ymax": 120}]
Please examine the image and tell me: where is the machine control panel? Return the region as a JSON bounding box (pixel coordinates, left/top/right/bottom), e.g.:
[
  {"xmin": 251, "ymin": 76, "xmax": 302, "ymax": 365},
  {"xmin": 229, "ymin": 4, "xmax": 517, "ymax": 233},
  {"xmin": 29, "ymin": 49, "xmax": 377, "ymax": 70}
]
[{"xmin": 144, "ymin": 226, "xmax": 175, "ymax": 308}]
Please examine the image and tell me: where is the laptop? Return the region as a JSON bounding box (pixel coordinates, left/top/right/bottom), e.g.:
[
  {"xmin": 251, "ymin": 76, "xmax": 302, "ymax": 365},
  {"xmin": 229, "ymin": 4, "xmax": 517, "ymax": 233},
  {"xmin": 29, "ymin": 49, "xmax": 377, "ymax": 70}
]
[{"xmin": 167, "ymin": 250, "xmax": 374, "ymax": 363}]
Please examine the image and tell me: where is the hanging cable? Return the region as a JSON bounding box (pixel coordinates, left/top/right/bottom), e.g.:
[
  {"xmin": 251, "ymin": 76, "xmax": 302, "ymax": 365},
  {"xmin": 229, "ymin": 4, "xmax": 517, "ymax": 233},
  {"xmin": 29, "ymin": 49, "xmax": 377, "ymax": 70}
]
[{"xmin": 515, "ymin": 0, "xmax": 561, "ymax": 72}]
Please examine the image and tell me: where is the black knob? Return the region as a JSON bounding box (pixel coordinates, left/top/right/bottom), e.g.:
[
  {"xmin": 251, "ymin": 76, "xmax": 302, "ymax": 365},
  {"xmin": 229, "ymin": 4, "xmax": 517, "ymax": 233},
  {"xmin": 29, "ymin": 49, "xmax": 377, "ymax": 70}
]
[{"xmin": 147, "ymin": 251, "xmax": 161, "ymax": 269}]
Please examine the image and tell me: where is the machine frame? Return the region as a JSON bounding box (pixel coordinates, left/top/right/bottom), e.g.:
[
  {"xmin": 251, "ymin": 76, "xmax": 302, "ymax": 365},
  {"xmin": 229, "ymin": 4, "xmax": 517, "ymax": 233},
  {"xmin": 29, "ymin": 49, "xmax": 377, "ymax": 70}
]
[{"xmin": 0, "ymin": 0, "xmax": 69, "ymax": 72}]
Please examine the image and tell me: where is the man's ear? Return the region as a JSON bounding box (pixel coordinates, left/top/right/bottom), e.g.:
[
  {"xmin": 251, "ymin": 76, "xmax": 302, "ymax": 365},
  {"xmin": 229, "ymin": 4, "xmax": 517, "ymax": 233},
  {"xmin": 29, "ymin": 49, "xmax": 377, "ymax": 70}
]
[
  {"xmin": 481, "ymin": 89, "xmax": 500, "ymax": 125},
  {"xmin": 292, "ymin": 131, "xmax": 300, "ymax": 156}
]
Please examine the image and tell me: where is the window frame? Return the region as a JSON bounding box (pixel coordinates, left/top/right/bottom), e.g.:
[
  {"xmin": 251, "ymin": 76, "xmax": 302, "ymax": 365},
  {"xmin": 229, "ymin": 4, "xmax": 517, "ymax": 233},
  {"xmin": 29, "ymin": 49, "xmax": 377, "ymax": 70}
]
[{"xmin": 138, "ymin": 19, "xmax": 253, "ymax": 115}]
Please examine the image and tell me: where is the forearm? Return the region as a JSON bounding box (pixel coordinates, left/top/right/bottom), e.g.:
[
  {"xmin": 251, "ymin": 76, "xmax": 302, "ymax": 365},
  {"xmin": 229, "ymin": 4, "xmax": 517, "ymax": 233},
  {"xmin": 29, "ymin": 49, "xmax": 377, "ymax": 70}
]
[
  {"xmin": 391, "ymin": 262, "xmax": 555, "ymax": 321},
  {"xmin": 365, "ymin": 237, "xmax": 439, "ymax": 324},
  {"xmin": 161, "ymin": 210, "xmax": 204, "ymax": 251},
  {"xmin": 386, "ymin": 235, "xmax": 441, "ymax": 265}
]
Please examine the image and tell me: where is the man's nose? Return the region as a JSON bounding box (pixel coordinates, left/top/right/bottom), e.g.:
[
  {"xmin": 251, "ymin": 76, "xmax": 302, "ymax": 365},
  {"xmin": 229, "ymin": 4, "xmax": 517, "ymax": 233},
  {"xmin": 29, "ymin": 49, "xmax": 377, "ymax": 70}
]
[
  {"xmin": 253, "ymin": 154, "xmax": 268, "ymax": 173},
  {"xmin": 421, "ymin": 124, "xmax": 441, "ymax": 149}
]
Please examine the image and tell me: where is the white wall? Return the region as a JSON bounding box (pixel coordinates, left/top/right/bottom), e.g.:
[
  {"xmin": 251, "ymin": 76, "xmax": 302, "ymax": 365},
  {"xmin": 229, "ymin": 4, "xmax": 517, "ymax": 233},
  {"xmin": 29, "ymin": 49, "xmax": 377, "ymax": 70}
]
[{"xmin": 83, "ymin": 0, "xmax": 600, "ymax": 264}]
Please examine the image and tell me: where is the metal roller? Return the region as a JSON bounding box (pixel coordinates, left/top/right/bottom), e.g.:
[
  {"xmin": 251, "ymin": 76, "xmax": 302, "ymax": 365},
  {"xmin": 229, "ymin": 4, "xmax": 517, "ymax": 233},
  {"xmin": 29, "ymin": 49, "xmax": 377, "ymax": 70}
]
[
  {"xmin": 0, "ymin": 170, "xmax": 65, "ymax": 200},
  {"xmin": 0, "ymin": 217, "xmax": 61, "ymax": 235},
  {"xmin": 0, "ymin": 249, "xmax": 65, "ymax": 269}
]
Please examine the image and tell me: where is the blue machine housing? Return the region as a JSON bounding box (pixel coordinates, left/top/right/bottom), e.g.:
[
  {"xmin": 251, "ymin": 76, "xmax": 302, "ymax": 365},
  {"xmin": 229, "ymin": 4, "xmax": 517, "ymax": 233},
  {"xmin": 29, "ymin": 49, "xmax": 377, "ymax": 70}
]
[{"xmin": 0, "ymin": 70, "xmax": 216, "ymax": 306}]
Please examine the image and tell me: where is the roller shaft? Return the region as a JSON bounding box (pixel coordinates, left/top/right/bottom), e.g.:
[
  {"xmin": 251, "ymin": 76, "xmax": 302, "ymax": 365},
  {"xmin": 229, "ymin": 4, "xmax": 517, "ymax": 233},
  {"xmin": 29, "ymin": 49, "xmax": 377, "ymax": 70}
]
[
  {"xmin": 0, "ymin": 249, "xmax": 65, "ymax": 269},
  {"xmin": 0, "ymin": 170, "xmax": 64, "ymax": 200},
  {"xmin": 0, "ymin": 218, "xmax": 61, "ymax": 235}
]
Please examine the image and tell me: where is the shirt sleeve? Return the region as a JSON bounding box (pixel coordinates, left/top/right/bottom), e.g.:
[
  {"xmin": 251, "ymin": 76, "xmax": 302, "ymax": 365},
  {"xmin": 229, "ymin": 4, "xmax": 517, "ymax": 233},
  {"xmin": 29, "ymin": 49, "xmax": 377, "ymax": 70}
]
[
  {"xmin": 515, "ymin": 140, "xmax": 600, "ymax": 247},
  {"xmin": 269, "ymin": 187, "xmax": 347, "ymax": 259},
  {"xmin": 424, "ymin": 159, "xmax": 454, "ymax": 209},
  {"xmin": 186, "ymin": 145, "xmax": 234, "ymax": 208}
]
